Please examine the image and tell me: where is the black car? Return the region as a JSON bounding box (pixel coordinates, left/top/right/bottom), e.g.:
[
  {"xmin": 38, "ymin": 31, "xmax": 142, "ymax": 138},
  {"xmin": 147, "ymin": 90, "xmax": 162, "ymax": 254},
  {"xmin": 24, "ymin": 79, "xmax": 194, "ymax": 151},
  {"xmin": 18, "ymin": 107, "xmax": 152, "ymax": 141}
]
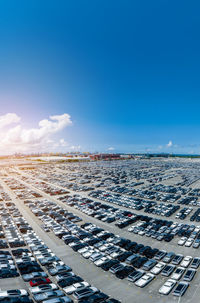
[
  {"xmin": 72, "ymin": 243, "xmax": 88, "ymax": 252},
  {"xmin": 132, "ymin": 244, "xmax": 144, "ymax": 253},
  {"xmin": 101, "ymin": 259, "xmax": 119, "ymax": 271},
  {"xmin": 127, "ymin": 269, "xmax": 144, "ymax": 282},
  {"xmin": 0, "ymin": 297, "xmax": 33, "ymax": 303},
  {"xmin": 115, "ymin": 266, "xmax": 135, "ymax": 279},
  {"xmin": 58, "ymin": 275, "xmax": 83, "ymax": 287},
  {"xmin": 106, "ymin": 299, "xmax": 121, "ymax": 303},
  {"xmin": 134, "ymin": 257, "xmax": 148, "ymax": 269},
  {"xmin": 64, "ymin": 236, "xmax": 79, "ymax": 245},
  {"xmin": 117, "ymin": 251, "xmax": 132, "ymax": 262},
  {"xmin": 81, "ymin": 292, "xmax": 109, "ymax": 302},
  {"xmin": 124, "ymin": 241, "xmax": 137, "ymax": 251},
  {"xmin": 0, "ymin": 269, "xmax": 19, "ymax": 278}
]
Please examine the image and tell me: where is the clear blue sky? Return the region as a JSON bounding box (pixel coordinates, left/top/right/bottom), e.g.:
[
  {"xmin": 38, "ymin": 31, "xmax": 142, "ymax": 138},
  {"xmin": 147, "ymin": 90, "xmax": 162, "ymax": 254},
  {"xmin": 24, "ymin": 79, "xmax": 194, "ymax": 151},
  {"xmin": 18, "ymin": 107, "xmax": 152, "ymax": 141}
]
[{"xmin": 0, "ymin": 0, "xmax": 200, "ymax": 154}]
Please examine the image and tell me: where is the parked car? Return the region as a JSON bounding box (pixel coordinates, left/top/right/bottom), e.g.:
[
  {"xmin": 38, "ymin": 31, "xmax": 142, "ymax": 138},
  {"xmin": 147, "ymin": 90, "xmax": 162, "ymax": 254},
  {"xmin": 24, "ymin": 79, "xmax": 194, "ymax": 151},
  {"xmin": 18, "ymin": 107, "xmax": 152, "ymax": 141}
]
[
  {"xmin": 172, "ymin": 282, "xmax": 189, "ymax": 296},
  {"xmin": 161, "ymin": 265, "xmax": 175, "ymax": 277},
  {"xmin": 135, "ymin": 273, "xmax": 155, "ymax": 287},
  {"xmin": 0, "ymin": 289, "xmax": 28, "ymax": 298},
  {"xmin": 30, "ymin": 284, "xmax": 58, "ymax": 294},
  {"xmin": 171, "ymin": 267, "xmax": 185, "ymax": 280},
  {"xmin": 29, "ymin": 278, "xmax": 51, "ymax": 287},
  {"xmin": 150, "ymin": 262, "xmax": 165, "ymax": 275},
  {"xmin": 127, "ymin": 270, "xmax": 144, "ymax": 282},
  {"xmin": 73, "ymin": 286, "xmax": 99, "ymax": 300},
  {"xmin": 63, "ymin": 281, "xmax": 90, "ymax": 295},
  {"xmin": 159, "ymin": 279, "xmax": 176, "ymax": 295},
  {"xmin": 191, "ymin": 257, "xmax": 200, "ymax": 269},
  {"xmin": 180, "ymin": 256, "xmax": 193, "ymax": 268},
  {"xmin": 33, "ymin": 290, "xmax": 65, "ymax": 302},
  {"xmin": 183, "ymin": 269, "xmax": 196, "ymax": 281}
]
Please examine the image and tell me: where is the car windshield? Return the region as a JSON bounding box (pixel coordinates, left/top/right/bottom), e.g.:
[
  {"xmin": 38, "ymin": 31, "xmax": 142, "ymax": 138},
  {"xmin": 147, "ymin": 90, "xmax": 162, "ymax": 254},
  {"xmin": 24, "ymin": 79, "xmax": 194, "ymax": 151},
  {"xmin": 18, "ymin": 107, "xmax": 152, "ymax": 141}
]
[
  {"xmin": 7, "ymin": 290, "xmax": 20, "ymax": 294},
  {"xmin": 165, "ymin": 282, "xmax": 172, "ymax": 287},
  {"xmin": 176, "ymin": 284, "xmax": 184, "ymax": 291},
  {"xmin": 143, "ymin": 276, "xmax": 150, "ymax": 281},
  {"xmin": 76, "ymin": 288, "xmax": 90, "ymax": 295},
  {"xmin": 39, "ymin": 285, "xmax": 50, "ymax": 289},
  {"xmin": 129, "ymin": 271, "xmax": 137, "ymax": 277}
]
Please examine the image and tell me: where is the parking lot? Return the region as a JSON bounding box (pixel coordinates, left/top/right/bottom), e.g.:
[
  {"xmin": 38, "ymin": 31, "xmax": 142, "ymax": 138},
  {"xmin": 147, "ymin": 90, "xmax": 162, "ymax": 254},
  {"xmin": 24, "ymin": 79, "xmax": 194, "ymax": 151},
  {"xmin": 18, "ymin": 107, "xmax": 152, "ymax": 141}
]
[{"xmin": 1, "ymin": 158, "xmax": 200, "ymax": 302}]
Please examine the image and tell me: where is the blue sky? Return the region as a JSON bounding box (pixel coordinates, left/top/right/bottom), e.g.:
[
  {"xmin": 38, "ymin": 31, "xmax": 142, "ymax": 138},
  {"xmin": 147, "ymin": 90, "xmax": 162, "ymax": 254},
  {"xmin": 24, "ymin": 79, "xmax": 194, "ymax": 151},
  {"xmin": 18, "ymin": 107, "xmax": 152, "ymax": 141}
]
[{"xmin": 0, "ymin": 0, "xmax": 200, "ymax": 154}]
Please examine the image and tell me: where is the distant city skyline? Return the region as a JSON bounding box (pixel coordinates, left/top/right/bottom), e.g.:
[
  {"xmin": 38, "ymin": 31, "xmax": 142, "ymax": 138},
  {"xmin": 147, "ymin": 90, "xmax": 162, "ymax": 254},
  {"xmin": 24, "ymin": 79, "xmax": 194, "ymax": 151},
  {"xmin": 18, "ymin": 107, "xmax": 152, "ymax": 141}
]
[{"xmin": 0, "ymin": 1, "xmax": 200, "ymax": 155}]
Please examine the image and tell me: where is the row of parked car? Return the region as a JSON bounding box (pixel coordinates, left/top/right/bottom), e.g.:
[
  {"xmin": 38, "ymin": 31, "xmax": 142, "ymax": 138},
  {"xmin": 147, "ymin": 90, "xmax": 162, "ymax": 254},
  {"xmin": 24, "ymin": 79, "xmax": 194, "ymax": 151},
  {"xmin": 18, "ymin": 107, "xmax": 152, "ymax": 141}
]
[
  {"xmin": 24, "ymin": 230, "xmax": 119, "ymax": 303},
  {"xmin": 129, "ymin": 219, "xmax": 200, "ymax": 247},
  {"xmin": 61, "ymin": 222, "xmax": 198, "ymax": 297},
  {"xmin": 175, "ymin": 207, "xmax": 193, "ymax": 220},
  {"xmin": 56, "ymin": 193, "xmax": 200, "ymax": 250},
  {"xmin": 11, "ymin": 161, "xmax": 200, "ymax": 246},
  {"xmin": 0, "ymin": 198, "xmax": 120, "ymax": 303},
  {"xmin": 23, "ymin": 197, "xmax": 200, "ymax": 298},
  {"xmin": 190, "ymin": 207, "xmax": 200, "ymax": 222}
]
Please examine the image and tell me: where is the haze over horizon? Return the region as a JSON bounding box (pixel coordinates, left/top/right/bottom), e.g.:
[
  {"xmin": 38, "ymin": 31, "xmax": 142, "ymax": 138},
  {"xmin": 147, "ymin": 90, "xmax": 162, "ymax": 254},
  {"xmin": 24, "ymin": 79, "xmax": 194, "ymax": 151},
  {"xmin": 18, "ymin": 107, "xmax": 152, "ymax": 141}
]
[{"xmin": 0, "ymin": 1, "xmax": 200, "ymax": 155}]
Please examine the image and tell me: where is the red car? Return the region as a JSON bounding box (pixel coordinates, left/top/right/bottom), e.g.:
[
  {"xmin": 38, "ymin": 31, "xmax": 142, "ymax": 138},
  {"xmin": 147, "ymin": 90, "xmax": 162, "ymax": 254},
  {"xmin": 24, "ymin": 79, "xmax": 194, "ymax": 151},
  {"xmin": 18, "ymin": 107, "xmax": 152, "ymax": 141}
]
[{"xmin": 29, "ymin": 277, "xmax": 51, "ymax": 287}]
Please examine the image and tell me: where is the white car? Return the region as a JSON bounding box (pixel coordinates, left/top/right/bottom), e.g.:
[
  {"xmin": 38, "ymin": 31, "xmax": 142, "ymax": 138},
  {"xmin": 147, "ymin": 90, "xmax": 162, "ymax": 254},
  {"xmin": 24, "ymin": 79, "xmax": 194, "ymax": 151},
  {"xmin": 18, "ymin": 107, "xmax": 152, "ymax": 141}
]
[
  {"xmin": 150, "ymin": 262, "xmax": 165, "ymax": 275},
  {"xmin": 171, "ymin": 267, "xmax": 185, "ymax": 280},
  {"xmin": 159, "ymin": 279, "xmax": 176, "ymax": 295},
  {"xmin": 89, "ymin": 252, "xmax": 104, "ymax": 262},
  {"xmin": 107, "ymin": 237, "xmax": 115, "ymax": 242},
  {"xmin": 30, "ymin": 283, "xmax": 58, "ymax": 294},
  {"xmin": 110, "ymin": 250, "xmax": 123, "ymax": 259},
  {"xmin": 135, "ymin": 273, "xmax": 155, "ymax": 287},
  {"xmin": 0, "ymin": 264, "xmax": 16, "ymax": 270},
  {"xmin": 180, "ymin": 256, "xmax": 193, "ymax": 268},
  {"xmin": 194, "ymin": 226, "xmax": 200, "ymax": 233},
  {"xmin": 15, "ymin": 257, "xmax": 35, "ymax": 264},
  {"xmin": 178, "ymin": 237, "xmax": 187, "ymax": 246},
  {"xmin": 77, "ymin": 247, "xmax": 90, "ymax": 254},
  {"xmin": 36, "ymin": 253, "xmax": 55, "ymax": 260},
  {"xmin": 0, "ymin": 289, "xmax": 28, "ymax": 298},
  {"xmin": 82, "ymin": 249, "xmax": 95, "ymax": 259},
  {"xmin": 94, "ymin": 256, "xmax": 111, "ymax": 266},
  {"xmin": 64, "ymin": 281, "xmax": 90, "ymax": 295},
  {"xmin": 34, "ymin": 249, "xmax": 51, "ymax": 256},
  {"xmin": 51, "ymin": 261, "xmax": 65, "ymax": 267},
  {"xmin": 99, "ymin": 244, "xmax": 110, "ymax": 252},
  {"xmin": 29, "ymin": 242, "xmax": 45, "ymax": 248},
  {"xmin": 0, "ymin": 260, "xmax": 14, "ymax": 265},
  {"xmin": 185, "ymin": 239, "xmax": 193, "ymax": 247}
]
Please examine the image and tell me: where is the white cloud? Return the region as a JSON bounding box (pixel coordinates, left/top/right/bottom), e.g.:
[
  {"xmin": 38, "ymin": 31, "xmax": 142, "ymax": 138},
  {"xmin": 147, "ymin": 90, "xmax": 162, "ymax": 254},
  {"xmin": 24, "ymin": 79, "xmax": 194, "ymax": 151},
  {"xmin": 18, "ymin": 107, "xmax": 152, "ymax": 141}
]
[
  {"xmin": 107, "ymin": 147, "xmax": 115, "ymax": 151},
  {"xmin": 166, "ymin": 140, "xmax": 173, "ymax": 148},
  {"xmin": 0, "ymin": 113, "xmax": 21, "ymax": 128},
  {"xmin": 0, "ymin": 113, "xmax": 72, "ymax": 154}
]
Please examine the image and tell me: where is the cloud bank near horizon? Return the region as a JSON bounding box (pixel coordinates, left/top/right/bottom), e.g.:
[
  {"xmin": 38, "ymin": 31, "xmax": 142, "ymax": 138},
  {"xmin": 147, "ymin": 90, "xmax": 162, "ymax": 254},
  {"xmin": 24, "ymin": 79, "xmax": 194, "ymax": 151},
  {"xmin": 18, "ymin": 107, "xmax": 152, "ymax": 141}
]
[{"xmin": 0, "ymin": 113, "xmax": 73, "ymax": 154}]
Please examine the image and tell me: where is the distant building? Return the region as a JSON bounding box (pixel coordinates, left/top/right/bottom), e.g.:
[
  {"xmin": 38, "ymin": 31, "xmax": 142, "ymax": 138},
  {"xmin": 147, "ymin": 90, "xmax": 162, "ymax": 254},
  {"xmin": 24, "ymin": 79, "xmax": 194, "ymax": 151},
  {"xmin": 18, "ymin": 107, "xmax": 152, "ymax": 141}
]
[{"xmin": 90, "ymin": 153, "xmax": 120, "ymax": 160}]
